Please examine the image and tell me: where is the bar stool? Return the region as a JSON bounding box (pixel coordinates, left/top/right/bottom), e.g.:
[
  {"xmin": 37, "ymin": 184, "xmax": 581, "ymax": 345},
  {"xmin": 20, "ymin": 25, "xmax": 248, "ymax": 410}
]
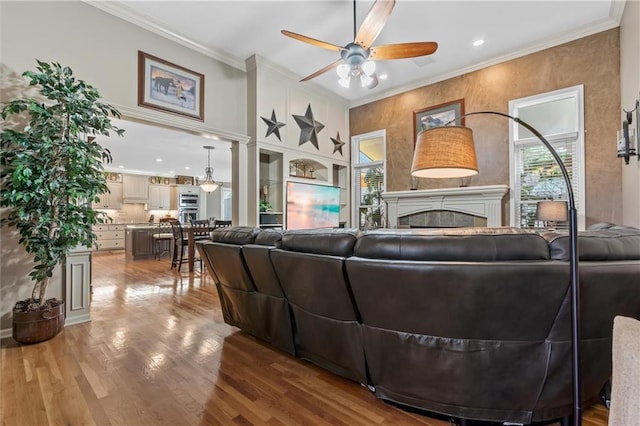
[
  {"xmin": 169, "ymin": 220, "xmax": 202, "ymax": 272},
  {"xmin": 153, "ymin": 218, "xmax": 175, "ymax": 260}
]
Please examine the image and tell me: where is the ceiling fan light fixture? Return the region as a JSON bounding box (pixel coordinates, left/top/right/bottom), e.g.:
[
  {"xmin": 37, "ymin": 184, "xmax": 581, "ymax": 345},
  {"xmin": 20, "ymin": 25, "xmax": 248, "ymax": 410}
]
[
  {"xmin": 362, "ymin": 60, "xmax": 376, "ymax": 76},
  {"xmin": 282, "ymin": 0, "xmax": 437, "ymax": 89},
  {"xmin": 200, "ymin": 146, "xmax": 219, "ymax": 193},
  {"xmin": 366, "ymin": 73, "xmax": 379, "ymax": 89},
  {"xmin": 360, "ymin": 73, "xmax": 374, "ymax": 88},
  {"xmin": 338, "ymin": 75, "xmax": 351, "ymax": 88},
  {"xmin": 337, "ymin": 63, "xmax": 351, "ymax": 78}
]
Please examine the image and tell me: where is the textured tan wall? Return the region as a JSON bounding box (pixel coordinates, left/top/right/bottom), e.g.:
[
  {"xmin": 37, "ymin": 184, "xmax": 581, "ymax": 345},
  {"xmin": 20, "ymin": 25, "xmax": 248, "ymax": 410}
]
[{"xmin": 350, "ymin": 29, "xmax": 622, "ymax": 226}]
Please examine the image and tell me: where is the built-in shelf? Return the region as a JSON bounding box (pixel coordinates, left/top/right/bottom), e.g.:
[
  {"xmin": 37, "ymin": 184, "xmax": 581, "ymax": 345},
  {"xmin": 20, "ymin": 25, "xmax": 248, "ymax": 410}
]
[
  {"xmin": 289, "ymin": 158, "xmax": 327, "ymax": 181},
  {"xmin": 289, "ymin": 174, "xmax": 316, "ymax": 180},
  {"xmin": 254, "ymin": 149, "xmax": 350, "ymax": 228}
]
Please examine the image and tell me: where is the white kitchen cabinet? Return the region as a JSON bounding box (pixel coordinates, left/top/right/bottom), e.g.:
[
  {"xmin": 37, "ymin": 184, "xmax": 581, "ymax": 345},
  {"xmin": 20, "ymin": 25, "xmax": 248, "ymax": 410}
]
[
  {"xmin": 95, "ymin": 182, "xmax": 122, "ymax": 209},
  {"xmin": 122, "ymin": 174, "xmax": 149, "ymax": 203},
  {"xmin": 147, "ymin": 184, "xmax": 172, "ymax": 210},
  {"xmin": 92, "ymin": 224, "xmax": 125, "ymax": 250}
]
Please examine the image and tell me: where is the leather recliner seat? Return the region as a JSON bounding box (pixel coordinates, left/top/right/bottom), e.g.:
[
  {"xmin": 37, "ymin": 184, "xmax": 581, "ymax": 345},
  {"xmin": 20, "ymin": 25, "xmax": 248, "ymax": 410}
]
[
  {"xmin": 198, "ymin": 225, "xmax": 640, "ymax": 424},
  {"xmin": 270, "ymin": 228, "xmax": 367, "ymax": 383}
]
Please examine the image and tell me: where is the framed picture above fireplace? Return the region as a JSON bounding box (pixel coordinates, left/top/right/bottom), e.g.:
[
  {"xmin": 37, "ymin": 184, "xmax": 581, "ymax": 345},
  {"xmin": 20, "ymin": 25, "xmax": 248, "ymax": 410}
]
[{"xmin": 413, "ymin": 99, "xmax": 465, "ymax": 146}]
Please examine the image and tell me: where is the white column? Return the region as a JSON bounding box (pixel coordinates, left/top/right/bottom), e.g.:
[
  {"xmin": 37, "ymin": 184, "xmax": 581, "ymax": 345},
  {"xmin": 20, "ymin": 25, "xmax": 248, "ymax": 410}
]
[
  {"xmin": 64, "ymin": 245, "xmax": 91, "ymax": 325},
  {"xmin": 231, "ymin": 140, "xmax": 249, "ymax": 225}
]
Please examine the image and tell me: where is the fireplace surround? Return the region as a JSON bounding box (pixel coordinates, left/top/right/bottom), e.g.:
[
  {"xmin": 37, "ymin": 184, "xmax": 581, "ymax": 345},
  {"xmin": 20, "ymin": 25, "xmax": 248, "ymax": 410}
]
[{"xmin": 382, "ymin": 184, "xmax": 509, "ymax": 228}]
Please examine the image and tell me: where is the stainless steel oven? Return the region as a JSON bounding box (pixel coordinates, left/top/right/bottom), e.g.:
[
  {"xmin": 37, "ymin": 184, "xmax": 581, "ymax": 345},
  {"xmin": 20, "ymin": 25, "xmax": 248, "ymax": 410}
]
[
  {"xmin": 178, "ymin": 192, "xmax": 200, "ymax": 208},
  {"xmin": 178, "ymin": 208, "xmax": 199, "ymax": 224}
]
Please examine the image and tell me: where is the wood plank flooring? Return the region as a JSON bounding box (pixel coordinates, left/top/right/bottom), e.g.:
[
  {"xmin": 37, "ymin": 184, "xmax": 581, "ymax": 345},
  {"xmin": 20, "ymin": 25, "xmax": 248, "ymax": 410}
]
[{"xmin": 1, "ymin": 252, "xmax": 609, "ymax": 425}]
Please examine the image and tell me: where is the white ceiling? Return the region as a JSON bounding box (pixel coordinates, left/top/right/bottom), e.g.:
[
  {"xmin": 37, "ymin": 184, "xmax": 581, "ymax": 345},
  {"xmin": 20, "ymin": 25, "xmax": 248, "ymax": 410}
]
[{"xmin": 91, "ymin": 0, "xmax": 623, "ymax": 178}]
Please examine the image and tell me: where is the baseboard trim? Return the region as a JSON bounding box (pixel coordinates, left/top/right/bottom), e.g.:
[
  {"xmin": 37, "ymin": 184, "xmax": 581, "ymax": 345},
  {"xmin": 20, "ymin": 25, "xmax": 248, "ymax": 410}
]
[
  {"xmin": 0, "ymin": 327, "xmax": 12, "ymax": 340},
  {"xmin": 65, "ymin": 316, "xmax": 91, "ymax": 327}
]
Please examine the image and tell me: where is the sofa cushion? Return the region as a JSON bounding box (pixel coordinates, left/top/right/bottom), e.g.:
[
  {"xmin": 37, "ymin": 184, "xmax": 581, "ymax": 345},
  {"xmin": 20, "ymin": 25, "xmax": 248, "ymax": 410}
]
[
  {"xmin": 280, "ymin": 228, "xmax": 359, "ymax": 257},
  {"xmin": 543, "ymin": 227, "xmax": 640, "ymax": 261},
  {"xmin": 254, "ymin": 228, "xmax": 283, "ymax": 247},
  {"xmin": 353, "ymin": 228, "xmax": 549, "ymax": 261},
  {"xmin": 210, "ymin": 226, "xmax": 261, "ymax": 245}
]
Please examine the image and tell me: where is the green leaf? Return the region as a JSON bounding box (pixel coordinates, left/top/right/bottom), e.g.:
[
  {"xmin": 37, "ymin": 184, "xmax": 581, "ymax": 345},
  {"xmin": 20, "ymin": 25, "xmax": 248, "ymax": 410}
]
[{"xmin": 1, "ymin": 59, "xmax": 125, "ymax": 297}]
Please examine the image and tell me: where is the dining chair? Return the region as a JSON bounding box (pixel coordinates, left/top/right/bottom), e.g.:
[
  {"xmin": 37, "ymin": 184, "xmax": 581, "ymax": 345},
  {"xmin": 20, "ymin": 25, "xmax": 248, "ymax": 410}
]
[
  {"xmin": 214, "ymin": 220, "xmax": 232, "ymax": 228},
  {"xmin": 190, "ymin": 219, "xmax": 213, "ymax": 241}
]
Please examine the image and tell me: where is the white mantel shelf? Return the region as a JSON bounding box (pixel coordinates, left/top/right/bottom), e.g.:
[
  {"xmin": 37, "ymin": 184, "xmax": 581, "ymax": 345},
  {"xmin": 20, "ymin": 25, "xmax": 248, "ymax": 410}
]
[{"xmin": 382, "ymin": 184, "xmax": 509, "ymax": 228}]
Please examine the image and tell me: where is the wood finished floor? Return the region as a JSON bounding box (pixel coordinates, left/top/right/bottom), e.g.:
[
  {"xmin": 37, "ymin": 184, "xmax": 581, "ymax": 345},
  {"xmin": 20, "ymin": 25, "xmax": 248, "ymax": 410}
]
[{"xmin": 1, "ymin": 252, "xmax": 609, "ymax": 426}]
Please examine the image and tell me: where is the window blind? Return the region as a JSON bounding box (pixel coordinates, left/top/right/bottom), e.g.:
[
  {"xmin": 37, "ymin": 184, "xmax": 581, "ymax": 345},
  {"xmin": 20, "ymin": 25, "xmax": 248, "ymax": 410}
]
[{"xmin": 513, "ymin": 134, "xmax": 579, "ymax": 230}]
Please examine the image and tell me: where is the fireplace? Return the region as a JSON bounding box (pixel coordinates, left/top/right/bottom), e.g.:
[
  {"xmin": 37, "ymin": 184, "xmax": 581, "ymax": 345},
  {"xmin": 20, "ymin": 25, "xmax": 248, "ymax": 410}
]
[
  {"xmin": 382, "ymin": 185, "xmax": 508, "ymax": 228},
  {"xmin": 399, "ymin": 210, "xmax": 488, "ymax": 228}
]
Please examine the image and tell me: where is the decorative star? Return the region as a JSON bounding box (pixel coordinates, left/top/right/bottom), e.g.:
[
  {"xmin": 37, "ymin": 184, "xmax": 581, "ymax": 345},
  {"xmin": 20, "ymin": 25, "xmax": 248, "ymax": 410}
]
[
  {"xmin": 292, "ymin": 104, "xmax": 324, "ymax": 150},
  {"xmin": 260, "ymin": 109, "xmax": 286, "ymax": 141},
  {"xmin": 331, "ymin": 132, "xmax": 346, "ymax": 155}
]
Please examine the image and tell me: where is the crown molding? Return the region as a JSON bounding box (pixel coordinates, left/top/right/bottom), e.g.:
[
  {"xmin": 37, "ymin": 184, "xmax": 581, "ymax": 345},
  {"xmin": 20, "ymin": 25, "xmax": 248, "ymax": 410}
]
[
  {"xmin": 247, "ymin": 54, "xmax": 350, "ymax": 108},
  {"xmin": 350, "ymin": 14, "xmax": 622, "ymax": 108},
  {"xmin": 249, "ymin": 139, "xmax": 351, "ymax": 167},
  {"xmin": 83, "ymin": 0, "xmax": 246, "ymax": 72},
  {"xmin": 111, "ymin": 104, "xmax": 250, "ymax": 144},
  {"xmin": 609, "ymin": 0, "xmax": 627, "ymax": 24}
]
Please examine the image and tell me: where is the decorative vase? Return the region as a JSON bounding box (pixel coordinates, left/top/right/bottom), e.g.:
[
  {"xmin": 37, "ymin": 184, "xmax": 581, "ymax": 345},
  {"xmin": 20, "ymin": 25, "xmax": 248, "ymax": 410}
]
[{"xmin": 12, "ymin": 301, "xmax": 65, "ymax": 344}]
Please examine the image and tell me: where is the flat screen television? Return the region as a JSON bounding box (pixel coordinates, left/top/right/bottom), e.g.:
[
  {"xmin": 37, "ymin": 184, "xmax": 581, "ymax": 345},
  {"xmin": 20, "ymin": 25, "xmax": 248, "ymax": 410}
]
[{"xmin": 286, "ymin": 181, "xmax": 340, "ymax": 229}]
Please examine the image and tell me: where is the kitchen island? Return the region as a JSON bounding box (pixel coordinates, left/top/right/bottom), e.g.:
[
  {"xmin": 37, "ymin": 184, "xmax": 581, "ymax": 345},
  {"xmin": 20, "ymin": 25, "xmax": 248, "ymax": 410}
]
[{"xmin": 125, "ymin": 224, "xmax": 172, "ymax": 260}]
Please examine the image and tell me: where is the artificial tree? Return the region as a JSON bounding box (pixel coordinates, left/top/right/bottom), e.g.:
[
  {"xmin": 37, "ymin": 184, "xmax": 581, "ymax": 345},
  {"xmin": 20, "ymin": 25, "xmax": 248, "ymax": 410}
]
[{"xmin": 1, "ymin": 60, "xmax": 123, "ymax": 318}]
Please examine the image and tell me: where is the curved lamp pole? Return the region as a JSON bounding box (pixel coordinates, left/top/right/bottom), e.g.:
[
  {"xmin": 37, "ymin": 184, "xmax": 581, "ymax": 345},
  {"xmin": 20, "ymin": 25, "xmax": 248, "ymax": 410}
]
[{"xmin": 411, "ymin": 111, "xmax": 581, "ymax": 425}]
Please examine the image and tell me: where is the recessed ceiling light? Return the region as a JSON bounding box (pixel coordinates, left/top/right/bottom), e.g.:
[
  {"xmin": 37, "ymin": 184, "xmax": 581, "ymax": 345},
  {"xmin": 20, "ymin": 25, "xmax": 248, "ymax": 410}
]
[
  {"xmin": 118, "ymin": 165, "xmax": 124, "ymax": 169},
  {"xmin": 169, "ymin": 170, "xmax": 174, "ymax": 174},
  {"xmin": 379, "ymin": 73, "xmax": 388, "ymax": 80},
  {"xmin": 185, "ymin": 166, "xmax": 190, "ymax": 170},
  {"xmin": 473, "ymin": 39, "xmax": 485, "ymax": 47},
  {"xmin": 155, "ymin": 158, "xmax": 163, "ymax": 162}
]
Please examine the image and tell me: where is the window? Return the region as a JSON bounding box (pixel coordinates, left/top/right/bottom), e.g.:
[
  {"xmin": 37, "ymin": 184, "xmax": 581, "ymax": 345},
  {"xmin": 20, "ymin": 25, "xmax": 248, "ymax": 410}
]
[
  {"xmin": 509, "ymin": 85, "xmax": 585, "ymax": 230},
  {"xmin": 351, "ymin": 130, "xmax": 386, "ymax": 229},
  {"xmin": 220, "ymin": 187, "xmax": 232, "ymax": 221}
]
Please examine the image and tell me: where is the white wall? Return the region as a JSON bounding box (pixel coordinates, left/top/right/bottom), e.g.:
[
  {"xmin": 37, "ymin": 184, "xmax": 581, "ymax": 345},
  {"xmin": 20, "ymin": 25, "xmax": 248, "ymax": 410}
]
[
  {"xmin": 0, "ymin": 218, "xmax": 64, "ymax": 335},
  {"xmin": 247, "ymin": 55, "xmax": 350, "ymax": 163},
  {"xmin": 244, "ymin": 55, "xmax": 351, "ymax": 226},
  {"xmin": 0, "ymin": 1, "xmax": 248, "ymax": 336},
  {"xmin": 0, "ymin": 1, "xmax": 246, "ymax": 134},
  {"xmin": 621, "ymin": 0, "xmax": 640, "ymax": 227}
]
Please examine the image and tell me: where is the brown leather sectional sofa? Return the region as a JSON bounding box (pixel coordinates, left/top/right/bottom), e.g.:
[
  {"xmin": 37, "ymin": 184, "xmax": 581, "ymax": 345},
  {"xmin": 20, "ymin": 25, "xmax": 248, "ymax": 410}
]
[{"xmin": 196, "ymin": 225, "xmax": 640, "ymax": 424}]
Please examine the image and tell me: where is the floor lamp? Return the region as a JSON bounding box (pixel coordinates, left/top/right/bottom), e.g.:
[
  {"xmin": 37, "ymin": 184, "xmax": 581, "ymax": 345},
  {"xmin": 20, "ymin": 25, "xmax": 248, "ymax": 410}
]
[{"xmin": 411, "ymin": 111, "xmax": 581, "ymax": 426}]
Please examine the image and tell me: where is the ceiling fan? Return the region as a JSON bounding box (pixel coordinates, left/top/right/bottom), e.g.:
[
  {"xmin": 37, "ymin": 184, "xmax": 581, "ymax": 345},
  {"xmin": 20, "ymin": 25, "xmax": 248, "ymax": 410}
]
[{"xmin": 282, "ymin": 0, "xmax": 438, "ymax": 89}]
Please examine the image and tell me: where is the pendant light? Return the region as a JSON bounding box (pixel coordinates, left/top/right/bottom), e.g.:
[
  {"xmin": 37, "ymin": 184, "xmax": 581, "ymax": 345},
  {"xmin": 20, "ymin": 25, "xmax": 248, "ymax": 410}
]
[{"xmin": 200, "ymin": 146, "xmax": 219, "ymax": 192}]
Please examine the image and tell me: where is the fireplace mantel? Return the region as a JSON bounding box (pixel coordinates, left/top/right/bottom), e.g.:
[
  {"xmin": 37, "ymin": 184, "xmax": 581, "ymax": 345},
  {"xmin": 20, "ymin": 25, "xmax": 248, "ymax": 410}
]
[{"xmin": 382, "ymin": 184, "xmax": 509, "ymax": 228}]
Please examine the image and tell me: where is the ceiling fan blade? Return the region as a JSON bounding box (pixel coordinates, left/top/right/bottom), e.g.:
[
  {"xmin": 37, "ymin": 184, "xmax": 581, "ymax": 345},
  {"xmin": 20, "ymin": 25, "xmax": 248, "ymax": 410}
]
[
  {"xmin": 369, "ymin": 42, "xmax": 438, "ymax": 60},
  {"xmin": 281, "ymin": 30, "xmax": 344, "ymax": 52},
  {"xmin": 355, "ymin": 0, "xmax": 396, "ymax": 50},
  {"xmin": 300, "ymin": 60, "xmax": 344, "ymax": 82}
]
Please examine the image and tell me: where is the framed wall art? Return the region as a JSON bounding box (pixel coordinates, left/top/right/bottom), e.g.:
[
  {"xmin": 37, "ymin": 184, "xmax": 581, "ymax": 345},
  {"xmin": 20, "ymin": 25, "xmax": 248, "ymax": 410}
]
[
  {"xmin": 413, "ymin": 99, "xmax": 465, "ymax": 146},
  {"xmin": 176, "ymin": 175, "xmax": 195, "ymax": 185},
  {"xmin": 138, "ymin": 51, "xmax": 205, "ymax": 121}
]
